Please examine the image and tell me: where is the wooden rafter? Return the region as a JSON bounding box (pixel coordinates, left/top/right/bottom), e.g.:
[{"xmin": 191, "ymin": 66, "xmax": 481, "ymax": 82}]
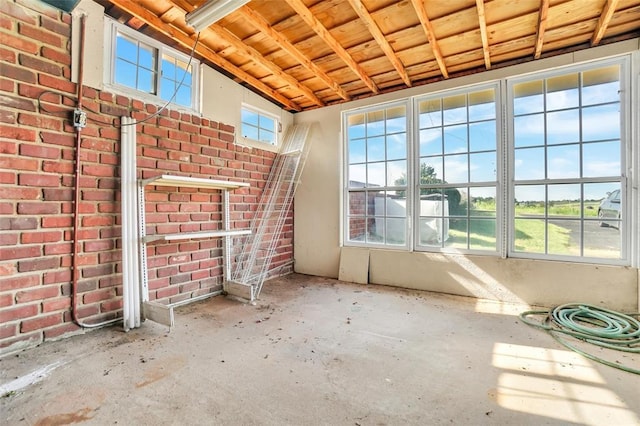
[
  {"xmin": 534, "ymin": 0, "xmax": 549, "ymax": 59},
  {"xmin": 106, "ymin": 0, "xmax": 301, "ymax": 111},
  {"xmin": 410, "ymin": 0, "xmax": 449, "ymax": 78},
  {"xmin": 209, "ymin": 22, "xmax": 325, "ymax": 107},
  {"xmin": 284, "ymin": 0, "xmax": 379, "ymax": 94},
  {"xmin": 237, "ymin": 5, "xmax": 350, "ymax": 100},
  {"xmin": 475, "ymin": 0, "xmax": 491, "ymax": 69},
  {"xmin": 592, "ymin": 0, "xmax": 620, "ymax": 46},
  {"xmin": 346, "ymin": 0, "xmax": 411, "ymax": 87}
]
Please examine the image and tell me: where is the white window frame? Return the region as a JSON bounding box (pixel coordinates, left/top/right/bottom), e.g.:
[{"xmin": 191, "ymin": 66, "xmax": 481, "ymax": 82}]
[
  {"xmin": 103, "ymin": 17, "xmax": 200, "ymax": 112},
  {"xmin": 341, "ymin": 55, "xmax": 634, "ymax": 266},
  {"xmin": 239, "ymin": 104, "xmax": 281, "ymax": 149}
]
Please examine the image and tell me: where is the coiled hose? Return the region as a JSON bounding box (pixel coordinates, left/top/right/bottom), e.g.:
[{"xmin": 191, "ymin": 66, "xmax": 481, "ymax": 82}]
[{"xmin": 520, "ymin": 303, "xmax": 640, "ymax": 374}]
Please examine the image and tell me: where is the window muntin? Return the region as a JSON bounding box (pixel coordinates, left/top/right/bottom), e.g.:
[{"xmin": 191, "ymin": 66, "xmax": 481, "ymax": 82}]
[
  {"xmin": 415, "ymin": 86, "xmax": 498, "ymax": 251},
  {"xmin": 510, "ymin": 62, "xmax": 624, "ymax": 260},
  {"xmin": 106, "ymin": 18, "xmax": 198, "ymax": 110},
  {"xmin": 345, "ymin": 103, "xmax": 409, "ymax": 247},
  {"xmin": 241, "ymin": 107, "xmax": 278, "ymax": 145}
]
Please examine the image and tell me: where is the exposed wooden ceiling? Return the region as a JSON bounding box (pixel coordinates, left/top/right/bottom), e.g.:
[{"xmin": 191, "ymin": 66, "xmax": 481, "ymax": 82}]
[{"xmin": 98, "ymin": 0, "xmax": 640, "ymax": 112}]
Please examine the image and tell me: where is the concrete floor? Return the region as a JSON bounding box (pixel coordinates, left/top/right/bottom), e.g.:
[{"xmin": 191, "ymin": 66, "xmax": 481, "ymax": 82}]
[{"xmin": 1, "ymin": 274, "xmax": 639, "ymax": 425}]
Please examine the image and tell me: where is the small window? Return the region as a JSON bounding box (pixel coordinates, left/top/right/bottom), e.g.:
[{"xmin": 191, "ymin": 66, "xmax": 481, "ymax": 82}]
[
  {"xmin": 105, "ymin": 18, "xmax": 199, "ymax": 111},
  {"xmin": 241, "ymin": 106, "xmax": 278, "ymax": 145}
]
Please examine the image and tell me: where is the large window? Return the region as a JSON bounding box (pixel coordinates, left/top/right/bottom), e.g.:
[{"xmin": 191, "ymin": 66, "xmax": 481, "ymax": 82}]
[
  {"xmin": 343, "ymin": 57, "xmax": 630, "ymax": 264},
  {"xmin": 241, "ymin": 106, "xmax": 279, "ymax": 145},
  {"xmin": 105, "ymin": 18, "xmax": 198, "ymax": 110},
  {"xmin": 509, "ymin": 63, "xmax": 625, "ymax": 260},
  {"xmin": 415, "ymin": 85, "xmax": 499, "ymax": 252},
  {"xmin": 345, "ymin": 102, "xmax": 409, "ymax": 247}
]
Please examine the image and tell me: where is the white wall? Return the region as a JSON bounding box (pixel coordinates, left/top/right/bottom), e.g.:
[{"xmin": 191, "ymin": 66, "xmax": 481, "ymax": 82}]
[{"xmin": 294, "ymin": 39, "xmax": 640, "ymax": 311}]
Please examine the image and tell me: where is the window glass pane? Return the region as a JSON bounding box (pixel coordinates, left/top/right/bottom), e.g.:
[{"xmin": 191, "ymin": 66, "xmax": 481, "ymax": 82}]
[
  {"xmin": 115, "ymin": 59, "xmax": 136, "ymax": 86},
  {"xmin": 386, "ymin": 133, "xmax": 406, "ymax": 160},
  {"xmin": 469, "ymin": 219, "xmax": 496, "ymax": 250},
  {"xmin": 420, "ymin": 128, "xmax": 442, "ymax": 156},
  {"xmin": 160, "ymin": 77, "xmax": 174, "ymax": 100},
  {"xmin": 137, "ymin": 69, "xmax": 155, "ymax": 93},
  {"xmin": 260, "ymin": 130, "xmax": 275, "ymax": 144},
  {"xmin": 387, "ymin": 160, "xmax": 406, "ymax": 187},
  {"xmin": 116, "ymin": 34, "xmax": 137, "ymax": 62},
  {"xmin": 242, "ymin": 124, "xmax": 259, "ymax": 140},
  {"xmin": 418, "ymin": 99, "xmax": 442, "ymax": 128},
  {"xmin": 514, "ymin": 218, "xmax": 545, "ymax": 253},
  {"xmin": 514, "ymin": 80, "xmax": 544, "ymax": 114},
  {"xmin": 583, "ymin": 221, "xmax": 621, "ymax": 258},
  {"xmin": 162, "ymin": 57, "xmax": 176, "ymax": 79},
  {"xmin": 584, "ymin": 182, "xmax": 619, "ymax": 217},
  {"xmin": 582, "ymin": 65, "xmax": 619, "ymax": 105},
  {"xmin": 259, "ymin": 115, "xmax": 275, "ymax": 132},
  {"xmin": 367, "ymin": 162, "xmax": 385, "ymax": 187},
  {"xmin": 582, "ymin": 104, "xmax": 619, "ymax": 141},
  {"xmin": 348, "ymin": 192, "xmax": 367, "ymax": 215},
  {"xmin": 242, "ymin": 109, "xmax": 259, "ymax": 126},
  {"xmin": 470, "ymin": 152, "xmax": 496, "ymax": 182},
  {"xmin": 469, "ymin": 121, "xmax": 496, "ymax": 152},
  {"xmin": 547, "ymin": 219, "xmax": 578, "ymax": 255},
  {"xmin": 385, "ymin": 192, "xmax": 407, "ymax": 217},
  {"xmin": 548, "ymin": 184, "xmax": 580, "ymax": 217},
  {"xmin": 514, "ymin": 147, "xmax": 545, "ymax": 180},
  {"xmin": 583, "ymin": 141, "xmax": 620, "ymax": 177},
  {"xmin": 547, "ymin": 144, "xmax": 580, "ymax": 179},
  {"xmin": 419, "ymin": 161, "xmax": 443, "ymax": 185},
  {"xmin": 515, "ymin": 185, "xmax": 545, "ymax": 217},
  {"xmin": 348, "ymin": 114, "xmax": 366, "ymax": 139},
  {"xmin": 367, "ymin": 136, "xmax": 385, "ymax": 162},
  {"xmin": 367, "ymin": 217, "xmax": 385, "ymax": 243},
  {"xmin": 349, "ymin": 164, "xmax": 366, "ymax": 187},
  {"xmin": 386, "ymin": 106, "xmax": 406, "ymax": 132},
  {"xmin": 546, "ymin": 73, "xmax": 579, "ymax": 110},
  {"xmin": 447, "ymin": 219, "xmax": 468, "ymax": 249},
  {"xmin": 348, "ymin": 215, "xmax": 366, "ymax": 242},
  {"xmin": 443, "ymin": 94, "xmax": 467, "ymax": 125},
  {"xmin": 444, "ymin": 124, "xmax": 467, "ymax": 154},
  {"xmin": 386, "ymin": 218, "xmax": 406, "ymax": 245},
  {"xmin": 547, "ymin": 109, "xmax": 579, "ymax": 144},
  {"xmin": 138, "ymin": 44, "xmax": 155, "ymax": 69},
  {"xmin": 367, "ymin": 111, "xmax": 385, "ymax": 136},
  {"xmin": 514, "ymin": 114, "xmax": 544, "ymax": 147},
  {"xmin": 444, "ymin": 154, "xmax": 468, "ymax": 184},
  {"xmin": 469, "ymin": 187, "xmax": 496, "ymax": 217},
  {"xmin": 468, "ymin": 89, "xmax": 495, "ymax": 121},
  {"xmin": 176, "ymin": 85, "xmax": 191, "ymax": 107},
  {"xmin": 349, "ymin": 138, "xmax": 366, "ymax": 164}
]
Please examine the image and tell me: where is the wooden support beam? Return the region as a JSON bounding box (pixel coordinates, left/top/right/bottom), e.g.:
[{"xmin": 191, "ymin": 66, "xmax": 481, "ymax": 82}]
[
  {"xmin": 238, "ymin": 5, "xmax": 350, "ymax": 100},
  {"xmin": 108, "ymin": 0, "xmax": 301, "ymax": 111},
  {"xmin": 410, "ymin": 0, "xmax": 449, "ymax": 78},
  {"xmin": 347, "ymin": 0, "xmax": 411, "ymax": 87},
  {"xmin": 284, "ymin": 0, "xmax": 379, "ymax": 94},
  {"xmin": 534, "ymin": 0, "xmax": 549, "ymax": 59},
  {"xmin": 209, "ymin": 22, "xmax": 325, "ymax": 107},
  {"xmin": 475, "ymin": 0, "xmax": 491, "ymax": 70},
  {"xmin": 592, "ymin": 0, "xmax": 620, "ymax": 46}
]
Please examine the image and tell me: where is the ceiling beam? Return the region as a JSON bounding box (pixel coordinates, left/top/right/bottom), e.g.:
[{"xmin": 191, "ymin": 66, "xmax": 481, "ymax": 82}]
[
  {"xmin": 208, "ymin": 22, "xmax": 325, "ymax": 107},
  {"xmin": 475, "ymin": 0, "xmax": 491, "ymax": 69},
  {"xmin": 284, "ymin": 0, "xmax": 379, "ymax": 94},
  {"xmin": 410, "ymin": 0, "xmax": 449, "ymax": 78},
  {"xmin": 237, "ymin": 5, "xmax": 350, "ymax": 100},
  {"xmin": 534, "ymin": 0, "xmax": 549, "ymax": 59},
  {"xmin": 591, "ymin": 0, "xmax": 620, "ymax": 46},
  {"xmin": 346, "ymin": 0, "xmax": 411, "ymax": 87},
  {"xmin": 106, "ymin": 0, "xmax": 301, "ymax": 111}
]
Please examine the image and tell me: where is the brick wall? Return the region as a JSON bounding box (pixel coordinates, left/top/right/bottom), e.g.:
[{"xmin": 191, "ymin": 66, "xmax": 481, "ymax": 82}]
[{"xmin": 0, "ymin": 0, "xmax": 291, "ymax": 354}]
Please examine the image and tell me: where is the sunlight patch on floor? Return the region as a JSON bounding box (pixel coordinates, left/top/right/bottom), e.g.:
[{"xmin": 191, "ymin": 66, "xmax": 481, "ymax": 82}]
[{"xmin": 491, "ymin": 343, "xmax": 638, "ymax": 425}]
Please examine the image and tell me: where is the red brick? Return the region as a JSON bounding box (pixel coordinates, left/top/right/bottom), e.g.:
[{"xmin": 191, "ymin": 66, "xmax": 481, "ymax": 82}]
[
  {"xmin": 41, "ymin": 216, "xmax": 72, "ymax": 228},
  {"xmin": 42, "ymin": 160, "xmax": 73, "ymax": 174},
  {"xmin": 82, "ymin": 264, "xmax": 112, "ymax": 278},
  {"xmin": 0, "ymin": 155, "xmax": 38, "ymax": 171},
  {"xmin": 19, "ymin": 54, "xmax": 61, "ymax": 76},
  {"xmin": 100, "ymin": 103, "xmax": 128, "ymax": 116},
  {"xmin": 0, "ymin": 293, "xmax": 14, "ymax": 308},
  {"xmin": 21, "ymin": 231, "xmax": 62, "ymax": 244},
  {"xmin": 16, "ymin": 286, "xmax": 59, "ymax": 303},
  {"xmin": 0, "ymin": 124, "xmax": 36, "ymax": 141},
  {"xmin": 0, "ymin": 245, "xmax": 40, "ymax": 260},
  {"xmin": 43, "ymin": 242, "xmax": 71, "ymax": 255},
  {"xmin": 39, "ymin": 73, "xmax": 75, "ymax": 93},
  {"xmin": 21, "ymin": 313, "xmax": 61, "ymax": 332},
  {"xmin": 43, "ymin": 269, "xmax": 71, "ymax": 285},
  {"xmin": 18, "ymin": 256, "xmax": 59, "ymax": 272},
  {"xmin": 18, "ymin": 113, "xmax": 61, "ymax": 131},
  {"xmin": 19, "ymin": 143, "xmax": 60, "ymax": 159},
  {"xmin": 41, "ymin": 46, "xmax": 70, "ymax": 65},
  {"xmin": 40, "ymin": 14, "xmax": 70, "ymax": 37},
  {"xmin": 1, "ymin": 93, "xmax": 37, "ymax": 111},
  {"xmin": 3, "ymin": 274, "xmax": 40, "ymax": 290},
  {"xmin": 0, "ymin": 33, "xmax": 38, "ymax": 55},
  {"xmin": 83, "ymin": 240, "xmax": 113, "ymax": 252},
  {"xmin": 19, "ymin": 22, "xmax": 62, "ymax": 47},
  {"xmin": 100, "ymin": 299, "xmax": 122, "ymax": 312},
  {"xmin": 18, "ymin": 173, "xmax": 59, "ymax": 187},
  {"xmin": 0, "ymin": 233, "xmax": 18, "ymax": 245},
  {"xmin": 81, "ymin": 215, "xmax": 112, "ymax": 227},
  {"xmin": 42, "ymin": 297, "xmax": 70, "ymax": 312},
  {"xmin": 0, "ymin": 324, "xmax": 17, "ymax": 339},
  {"xmin": 0, "ymin": 304, "xmax": 38, "ymax": 323},
  {"xmin": 83, "ymin": 288, "xmax": 114, "ymax": 304},
  {"xmin": 44, "ymin": 321, "xmax": 79, "ymax": 339},
  {"xmin": 40, "ymin": 131, "xmax": 74, "ymax": 147},
  {"xmin": 82, "ymin": 164, "xmax": 114, "ymax": 177},
  {"xmin": 17, "ymin": 202, "xmax": 59, "ymax": 215}
]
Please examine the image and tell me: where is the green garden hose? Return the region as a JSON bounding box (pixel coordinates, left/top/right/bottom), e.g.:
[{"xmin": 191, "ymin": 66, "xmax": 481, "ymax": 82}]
[{"xmin": 520, "ymin": 303, "xmax": 640, "ymax": 375}]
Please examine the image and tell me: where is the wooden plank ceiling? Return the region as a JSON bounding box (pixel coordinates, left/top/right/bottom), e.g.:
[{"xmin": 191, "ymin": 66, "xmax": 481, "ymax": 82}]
[{"xmin": 98, "ymin": 0, "xmax": 640, "ymax": 112}]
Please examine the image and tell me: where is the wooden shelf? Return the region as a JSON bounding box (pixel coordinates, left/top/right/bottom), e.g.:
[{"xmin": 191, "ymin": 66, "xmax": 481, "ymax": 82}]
[
  {"xmin": 140, "ymin": 174, "xmax": 250, "ymax": 190},
  {"xmin": 143, "ymin": 229, "xmax": 251, "ymax": 243}
]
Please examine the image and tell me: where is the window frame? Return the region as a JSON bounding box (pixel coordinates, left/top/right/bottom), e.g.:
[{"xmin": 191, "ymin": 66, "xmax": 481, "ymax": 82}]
[
  {"xmin": 239, "ymin": 104, "xmax": 280, "ymax": 147},
  {"xmin": 341, "ymin": 56, "xmax": 632, "ymax": 266},
  {"xmin": 103, "ymin": 17, "xmax": 200, "ymax": 112},
  {"xmin": 343, "ymin": 100, "xmax": 412, "ymax": 250}
]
